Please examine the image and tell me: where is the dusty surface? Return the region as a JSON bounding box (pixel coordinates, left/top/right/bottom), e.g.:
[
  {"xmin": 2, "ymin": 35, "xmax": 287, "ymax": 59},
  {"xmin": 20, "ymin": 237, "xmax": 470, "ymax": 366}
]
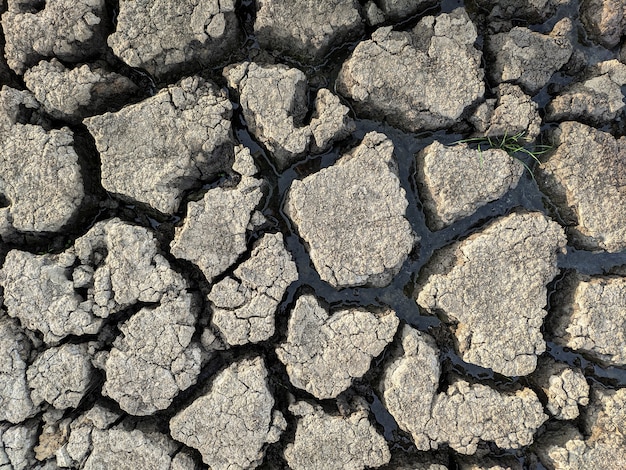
[{"xmin": 1, "ymin": 1, "xmax": 626, "ymax": 468}]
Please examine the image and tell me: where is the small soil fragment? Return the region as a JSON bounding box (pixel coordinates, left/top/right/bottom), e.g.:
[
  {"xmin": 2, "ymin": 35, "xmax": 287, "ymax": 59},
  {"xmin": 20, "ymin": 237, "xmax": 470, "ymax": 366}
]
[
  {"xmin": 0, "ymin": 87, "xmax": 84, "ymax": 234},
  {"xmin": 169, "ymin": 356, "xmax": 286, "ymax": 470},
  {"xmin": 224, "ymin": 62, "xmax": 354, "ymax": 170},
  {"xmin": 548, "ymin": 272, "xmax": 626, "ymax": 367},
  {"xmin": 285, "ymin": 132, "xmax": 415, "ymax": 288},
  {"xmin": 85, "ymin": 77, "xmax": 234, "ymax": 214},
  {"xmin": 209, "ymin": 232, "xmax": 298, "ymax": 346},
  {"xmin": 416, "ymin": 141, "xmax": 524, "ymax": 230},
  {"xmin": 255, "ymin": 0, "xmax": 364, "ymax": 63},
  {"xmin": 536, "ymin": 121, "xmax": 626, "ymax": 252},
  {"xmin": 580, "ymin": 0, "xmax": 626, "ymax": 49},
  {"xmin": 284, "ymin": 400, "xmax": 391, "ymax": 470},
  {"xmin": 1, "ymin": 0, "xmax": 108, "ymax": 74},
  {"xmin": 529, "ymin": 358, "xmax": 589, "ymax": 420},
  {"xmin": 108, "ymin": 0, "xmax": 240, "ymax": 80},
  {"xmin": 23, "ymin": 59, "xmax": 138, "ymax": 123},
  {"xmin": 546, "ymin": 60, "xmax": 626, "ymax": 125},
  {"xmin": 337, "ymin": 8, "xmax": 484, "ymax": 132},
  {"xmin": 171, "ymin": 145, "xmax": 265, "ymax": 283},
  {"xmin": 486, "ymin": 18, "xmax": 573, "ymax": 94},
  {"xmin": 417, "ymin": 211, "xmax": 566, "ymax": 376},
  {"xmin": 277, "ymin": 294, "xmax": 399, "ymax": 399}
]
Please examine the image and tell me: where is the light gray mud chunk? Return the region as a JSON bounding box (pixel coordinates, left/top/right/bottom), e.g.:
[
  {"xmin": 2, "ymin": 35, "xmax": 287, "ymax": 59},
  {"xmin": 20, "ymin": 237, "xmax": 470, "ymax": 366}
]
[
  {"xmin": 536, "ymin": 387, "xmax": 626, "ymax": 469},
  {"xmin": 1, "ymin": 219, "xmax": 187, "ymax": 343},
  {"xmin": 382, "ymin": 330, "xmax": 547, "ymax": 456},
  {"xmin": 277, "ymin": 294, "xmax": 399, "ymax": 399},
  {"xmin": 546, "ymin": 60, "xmax": 626, "ymax": 125},
  {"xmin": 336, "ymin": 8, "xmax": 484, "ymax": 132},
  {"xmin": 255, "ymin": 0, "xmax": 363, "ymax": 62},
  {"xmin": 85, "ymin": 77, "xmax": 234, "ymax": 214},
  {"xmin": 0, "ymin": 420, "xmax": 38, "ymax": 470},
  {"xmin": 74, "ymin": 218, "xmax": 187, "ymax": 317},
  {"xmin": 55, "ymin": 404, "xmax": 122, "ymax": 468},
  {"xmin": 108, "ymin": 0, "xmax": 240, "ymax": 80},
  {"xmin": 0, "ymin": 87, "xmax": 84, "ymax": 234},
  {"xmin": 224, "ymin": 62, "xmax": 354, "ymax": 169},
  {"xmin": 427, "ymin": 380, "xmax": 546, "ymax": 454},
  {"xmin": 171, "ymin": 146, "xmax": 265, "ymax": 283},
  {"xmin": 83, "ymin": 428, "xmax": 181, "ymax": 470},
  {"xmin": 1, "ymin": 0, "xmax": 107, "ymax": 74},
  {"xmin": 536, "ymin": 122, "xmax": 626, "ymax": 252},
  {"xmin": 102, "ymin": 291, "xmax": 201, "ymax": 415},
  {"xmin": 376, "ymin": 0, "xmax": 437, "ymax": 21},
  {"xmin": 580, "ymin": 0, "xmax": 626, "ymax": 48},
  {"xmin": 469, "ymin": 83, "xmax": 541, "ymax": 140},
  {"xmin": 284, "ymin": 401, "xmax": 390, "ymax": 470},
  {"xmin": 27, "ymin": 343, "xmax": 94, "ymax": 410},
  {"xmin": 0, "ymin": 318, "xmax": 37, "ymax": 423},
  {"xmin": 529, "ymin": 358, "xmax": 589, "ymax": 420},
  {"xmin": 417, "ymin": 212, "xmax": 567, "ymax": 376},
  {"xmin": 416, "ymin": 141, "xmax": 524, "ymax": 230},
  {"xmin": 548, "ymin": 272, "xmax": 626, "ymax": 366},
  {"xmin": 380, "ymin": 325, "xmax": 440, "ymax": 451},
  {"xmin": 285, "ymin": 132, "xmax": 414, "ymax": 288},
  {"xmin": 486, "ymin": 18, "xmax": 573, "ymax": 94},
  {"xmin": 209, "ymin": 232, "xmax": 298, "ymax": 346},
  {"xmin": 0, "ymin": 250, "xmax": 101, "ymax": 344},
  {"xmin": 170, "ymin": 356, "xmax": 286, "ymax": 469},
  {"xmin": 23, "ymin": 59, "xmax": 138, "ymax": 122}
]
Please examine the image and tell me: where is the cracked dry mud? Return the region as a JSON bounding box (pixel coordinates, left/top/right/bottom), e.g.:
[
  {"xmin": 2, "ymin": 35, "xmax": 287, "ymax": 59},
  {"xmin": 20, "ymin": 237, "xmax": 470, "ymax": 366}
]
[{"xmin": 1, "ymin": 0, "xmax": 626, "ymax": 469}]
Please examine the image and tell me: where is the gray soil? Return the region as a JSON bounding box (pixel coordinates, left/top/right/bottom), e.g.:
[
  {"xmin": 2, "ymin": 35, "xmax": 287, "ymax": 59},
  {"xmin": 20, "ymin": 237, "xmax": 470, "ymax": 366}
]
[{"xmin": 1, "ymin": 0, "xmax": 626, "ymax": 469}]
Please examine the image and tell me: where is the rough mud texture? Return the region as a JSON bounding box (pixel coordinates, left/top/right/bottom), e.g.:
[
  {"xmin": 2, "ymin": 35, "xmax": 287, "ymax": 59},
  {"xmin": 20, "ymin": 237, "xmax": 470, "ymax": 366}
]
[
  {"xmin": 0, "ymin": 318, "xmax": 37, "ymax": 424},
  {"xmin": 277, "ymin": 294, "xmax": 399, "ymax": 399},
  {"xmin": 549, "ymin": 272, "xmax": 626, "ymax": 367},
  {"xmin": 337, "ymin": 8, "xmax": 484, "ymax": 132},
  {"xmin": 171, "ymin": 146, "xmax": 265, "ymax": 283},
  {"xmin": 101, "ymin": 291, "xmax": 202, "ymax": 416},
  {"xmin": 487, "ymin": 18, "xmax": 573, "ymax": 94},
  {"xmin": 417, "ymin": 212, "xmax": 566, "ymax": 376},
  {"xmin": 0, "ymin": 420, "xmax": 39, "ymax": 470},
  {"xmin": 537, "ymin": 121, "xmax": 626, "ymax": 252},
  {"xmin": 0, "ymin": 218, "xmax": 186, "ymax": 344},
  {"xmin": 224, "ymin": 62, "xmax": 354, "ymax": 169},
  {"xmin": 580, "ymin": 0, "xmax": 626, "ymax": 49},
  {"xmin": 83, "ymin": 428, "xmax": 184, "ymax": 470},
  {"xmin": 469, "ymin": 83, "xmax": 542, "ymax": 140},
  {"xmin": 284, "ymin": 400, "xmax": 390, "ymax": 470},
  {"xmin": 428, "ymin": 380, "xmax": 547, "ymax": 455},
  {"xmin": 27, "ymin": 343, "xmax": 94, "ymax": 410},
  {"xmin": 0, "ymin": 87, "xmax": 84, "ymax": 234},
  {"xmin": 530, "ymin": 358, "xmax": 589, "ymax": 420},
  {"xmin": 23, "ymin": 59, "xmax": 139, "ymax": 122},
  {"xmin": 547, "ymin": 60, "xmax": 626, "ymax": 125},
  {"xmin": 254, "ymin": 0, "xmax": 363, "ymax": 62},
  {"xmin": 416, "ymin": 141, "xmax": 524, "ymax": 230},
  {"xmin": 108, "ymin": 0, "xmax": 240, "ymax": 80},
  {"xmin": 85, "ymin": 77, "xmax": 234, "ymax": 214},
  {"xmin": 4, "ymin": 2, "xmax": 626, "ymax": 468},
  {"xmin": 170, "ymin": 356, "xmax": 285, "ymax": 469},
  {"xmin": 285, "ymin": 132, "xmax": 414, "ymax": 288},
  {"xmin": 536, "ymin": 387, "xmax": 626, "ymax": 469},
  {"xmin": 208, "ymin": 232, "xmax": 298, "ymax": 346},
  {"xmin": 381, "ymin": 325, "xmax": 547, "ymax": 454},
  {"xmin": 1, "ymin": 0, "xmax": 108, "ymax": 75}
]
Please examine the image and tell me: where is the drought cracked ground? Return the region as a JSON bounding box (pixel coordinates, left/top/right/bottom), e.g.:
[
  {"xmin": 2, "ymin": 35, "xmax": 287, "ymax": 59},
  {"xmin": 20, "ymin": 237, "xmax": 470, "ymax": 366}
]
[{"xmin": 1, "ymin": 0, "xmax": 626, "ymax": 469}]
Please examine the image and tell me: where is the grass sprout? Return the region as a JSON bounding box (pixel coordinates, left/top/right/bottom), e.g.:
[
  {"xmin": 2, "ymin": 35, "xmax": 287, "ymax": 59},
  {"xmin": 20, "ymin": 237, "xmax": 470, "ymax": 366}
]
[{"xmin": 452, "ymin": 130, "xmax": 552, "ymax": 180}]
